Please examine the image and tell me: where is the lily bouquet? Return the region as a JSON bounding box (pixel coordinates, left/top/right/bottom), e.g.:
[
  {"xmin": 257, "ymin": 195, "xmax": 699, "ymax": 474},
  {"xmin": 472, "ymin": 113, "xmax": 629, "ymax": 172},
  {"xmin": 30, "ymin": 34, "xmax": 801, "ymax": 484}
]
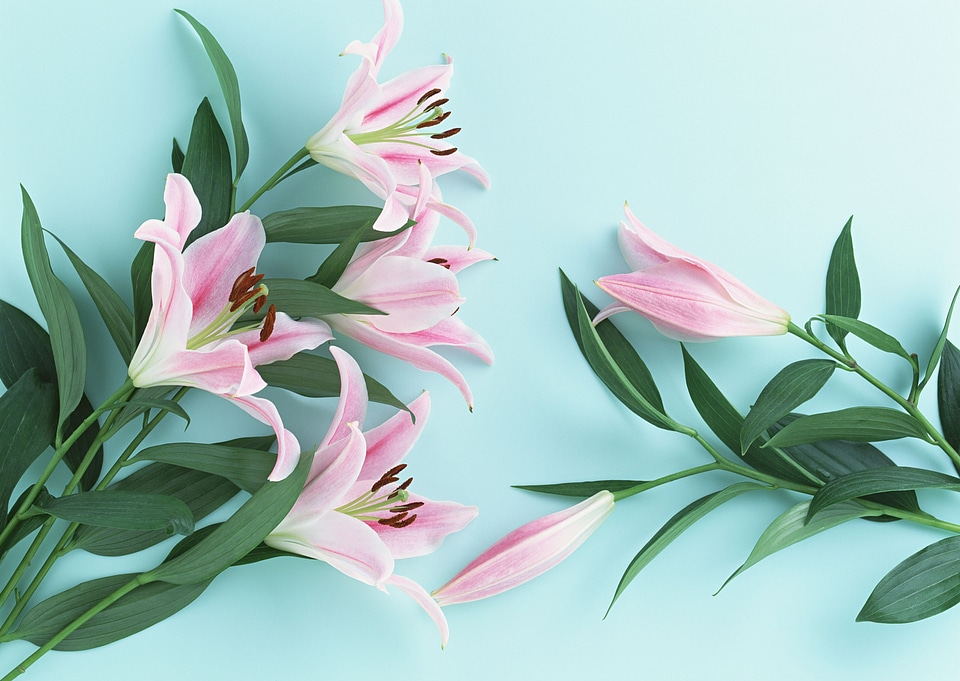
[{"xmin": 0, "ymin": 1, "xmax": 492, "ymax": 676}]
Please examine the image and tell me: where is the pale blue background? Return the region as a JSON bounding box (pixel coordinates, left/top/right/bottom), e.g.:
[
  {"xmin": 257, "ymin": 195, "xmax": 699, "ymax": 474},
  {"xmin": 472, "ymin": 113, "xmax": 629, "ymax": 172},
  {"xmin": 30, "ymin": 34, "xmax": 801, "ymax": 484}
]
[{"xmin": 2, "ymin": 1, "xmax": 959, "ymax": 680}]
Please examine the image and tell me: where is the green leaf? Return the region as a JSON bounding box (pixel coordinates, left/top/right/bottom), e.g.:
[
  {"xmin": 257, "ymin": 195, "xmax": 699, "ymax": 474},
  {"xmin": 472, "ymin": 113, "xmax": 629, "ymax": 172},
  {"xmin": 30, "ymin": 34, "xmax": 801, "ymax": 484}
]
[
  {"xmin": 512, "ymin": 480, "xmax": 644, "ymax": 498},
  {"xmin": 0, "ymin": 370, "xmax": 58, "ymax": 532},
  {"xmin": 132, "ymin": 442, "xmax": 274, "ymax": 494},
  {"xmin": 0, "ymin": 488, "xmax": 54, "ymax": 559},
  {"xmin": 103, "ymin": 397, "xmax": 191, "ymax": 428},
  {"xmin": 261, "ymin": 278, "xmax": 383, "ymax": 317},
  {"xmin": 59, "ymin": 394, "xmax": 104, "ymax": 493},
  {"xmin": 858, "ymin": 535, "xmax": 960, "ymax": 623},
  {"xmin": 824, "ymin": 216, "xmax": 861, "ymax": 348},
  {"xmin": 819, "ymin": 315, "xmax": 913, "ymax": 363},
  {"xmin": 109, "ymin": 386, "xmax": 176, "ymax": 432},
  {"xmin": 807, "ymin": 467, "xmax": 960, "ymax": 522},
  {"xmin": 607, "ymin": 482, "xmax": 767, "ymax": 615},
  {"xmin": 171, "ymin": 138, "xmax": 185, "ymax": 173},
  {"xmin": 258, "ymin": 352, "xmax": 409, "ymax": 412},
  {"xmin": 33, "ymin": 490, "xmax": 194, "ymax": 536},
  {"xmin": 740, "ymin": 360, "xmax": 837, "ymax": 453},
  {"xmin": 920, "ymin": 288, "xmax": 959, "ymax": 393},
  {"xmin": 764, "ymin": 407, "xmax": 929, "ymax": 448},
  {"xmin": 720, "ymin": 500, "xmax": 883, "ymax": 591},
  {"xmin": 130, "ymin": 241, "xmax": 154, "ymax": 346},
  {"xmin": 20, "ymin": 187, "xmax": 86, "ymax": 432},
  {"xmin": 307, "ymin": 224, "xmax": 367, "ymax": 289},
  {"xmin": 560, "ymin": 270, "xmax": 664, "ymax": 414},
  {"xmin": 48, "ymin": 233, "xmax": 136, "ymax": 364},
  {"xmin": 72, "ymin": 463, "xmax": 238, "ymax": 556},
  {"xmin": 263, "ymin": 206, "xmax": 410, "ymax": 244},
  {"xmin": 939, "ymin": 341, "xmax": 960, "ymax": 464},
  {"xmin": 180, "ymin": 98, "xmax": 233, "ymax": 243},
  {"xmin": 144, "ymin": 450, "xmax": 311, "ymax": 585},
  {"xmin": 12, "ymin": 573, "xmax": 212, "ymax": 650},
  {"xmin": 175, "ymin": 10, "xmax": 249, "ymax": 181}
]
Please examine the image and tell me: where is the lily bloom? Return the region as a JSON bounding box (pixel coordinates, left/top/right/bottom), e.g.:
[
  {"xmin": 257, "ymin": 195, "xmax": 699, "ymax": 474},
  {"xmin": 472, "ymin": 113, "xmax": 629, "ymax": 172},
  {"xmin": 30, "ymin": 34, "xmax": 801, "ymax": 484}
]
[
  {"xmin": 327, "ymin": 164, "xmax": 493, "ymax": 409},
  {"xmin": 595, "ymin": 204, "xmax": 791, "ymax": 341},
  {"xmin": 305, "ymin": 0, "xmax": 489, "ymax": 202},
  {"xmin": 432, "ymin": 491, "xmax": 615, "ymax": 606},
  {"xmin": 265, "ymin": 346, "xmax": 477, "ymax": 646},
  {"xmin": 127, "ymin": 173, "xmax": 333, "ymax": 481}
]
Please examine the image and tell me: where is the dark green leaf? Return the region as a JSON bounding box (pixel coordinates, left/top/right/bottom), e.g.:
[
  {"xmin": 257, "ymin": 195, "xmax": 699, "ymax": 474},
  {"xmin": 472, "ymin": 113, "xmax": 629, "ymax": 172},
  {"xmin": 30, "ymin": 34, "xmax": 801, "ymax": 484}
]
[
  {"xmin": 130, "ymin": 242, "xmax": 154, "ymax": 345},
  {"xmin": 33, "ymin": 490, "xmax": 194, "ymax": 536},
  {"xmin": 819, "ymin": 315, "xmax": 913, "ymax": 362},
  {"xmin": 261, "ymin": 278, "xmax": 383, "ymax": 317},
  {"xmin": 858, "ymin": 535, "xmax": 960, "ymax": 623},
  {"xmin": 103, "ymin": 397, "xmax": 190, "ymax": 428},
  {"xmin": 512, "ymin": 480, "xmax": 644, "ymax": 498},
  {"xmin": 258, "ymin": 352, "xmax": 408, "ymax": 412},
  {"xmin": 607, "ymin": 482, "xmax": 766, "ymax": 615},
  {"xmin": 0, "ymin": 488, "xmax": 53, "ymax": 559},
  {"xmin": 12, "ymin": 573, "xmax": 211, "ymax": 650},
  {"xmin": 764, "ymin": 407, "xmax": 929, "ymax": 448},
  {"xmin": 234, "ymin": 543, "xmax": 302, "ymax": 566},
  {"xmin": 741, "ymin": 360, "xmax": 837, "ymax": 453},
  {"xmin": 61, "ymin": 394, "xmax": 104, "ymax": 493},
  {"xmin": 921, "ymin": 287, "xmax": 958, "ymax": 392},
  {"xmin": 939, "ymin": 341, "xmax": 960, "ymax": 465},
  {"xmin": 171, "ymin": 138, "xmax": 185, "ymax": 174},
  {"xmin": 0, "ymin": 370, "xmax": 57, "ymax": 531},
  {"xmin": 807, "ymin": 467, "xmax": 960, "ymax": 522},
  {"xmin": 20, "ymin": 187, "xmax": 86, "ymax": 431},
  {"xmin": 824, "ymin": 216, "xmax": 860, "ymax": 348},
  {"xmin": 561, "ymin": 270, "xmax": 664, "ymax": 414},
  {"xmin": 0, "ymin": 299, "xmax": 56, "ymax": 385},
  {"xmin": 263, "ymin": 206, "xmax": 409, "ymax": 244},
  {"xmin": 132, "ymin": 443, "xmax": 274, "ymax": 494},
  {"xmin": 307, "ymin": 224, "xmax": 366, "ymax": 289},
  {"xmin": 145, "ymin": 450, "xmax": 311, "ymax": 585},
  {"xmin": 175, "ymin": 10, "xmax": 249, "ymax": 181},
  {"xmin": 72, "ymin": 463, "xmax": 239, "ymax": 556},
  {"xmin": 180, "ymin": 98, "xmax": 233, "ymax": 243}
]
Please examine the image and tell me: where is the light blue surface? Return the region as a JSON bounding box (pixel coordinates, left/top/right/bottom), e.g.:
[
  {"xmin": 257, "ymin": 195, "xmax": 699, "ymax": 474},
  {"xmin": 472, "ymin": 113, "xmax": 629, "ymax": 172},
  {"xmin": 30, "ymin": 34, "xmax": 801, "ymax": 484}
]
[{"xmin": 1, "ymin": 2, "xmax": 959, "ymax": 679}]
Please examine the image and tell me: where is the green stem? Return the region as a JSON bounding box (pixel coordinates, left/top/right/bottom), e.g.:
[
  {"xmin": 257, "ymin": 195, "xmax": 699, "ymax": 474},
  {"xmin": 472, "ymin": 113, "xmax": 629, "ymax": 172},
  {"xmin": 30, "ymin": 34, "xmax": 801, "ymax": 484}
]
[
  {"xmin": 237, "ymin": 147, "xmax": 309, "ymax": 213},
  {"xmin": 0, "ymin": 574, "xmax": 149, "ymax": 681},
  {"xmin": 613, "ymin": 463, "xmax": 722, "ymax": 501},
  {"xmin": 787, "ymin": 322, "xmax": 960, "ymax": 468}
]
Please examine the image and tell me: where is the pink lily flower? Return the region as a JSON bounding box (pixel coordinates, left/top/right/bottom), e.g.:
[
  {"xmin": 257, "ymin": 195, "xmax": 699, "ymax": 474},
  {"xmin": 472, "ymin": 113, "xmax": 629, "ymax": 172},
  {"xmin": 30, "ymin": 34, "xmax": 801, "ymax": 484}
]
[
  {"xmin": 305, "ymin": 0, "xmax": 489, "ymax": 204},
  {"xmin": 595, "ymin": 204, "xmax": 791, "ymax": 341},
  {"xmin": 327, "ymin": 164, "xmax": 494, "ymax": 408},
  {"xmin": 265, "ymin": 346, "xmax": 477, "ymax": 646},
  {"xmin": 127, "ymin": 174, "xmax": 333, "ymax": 481},
  {"xmin": 432, "ymin": 491, "xmax": 615, "ymax": 606}
]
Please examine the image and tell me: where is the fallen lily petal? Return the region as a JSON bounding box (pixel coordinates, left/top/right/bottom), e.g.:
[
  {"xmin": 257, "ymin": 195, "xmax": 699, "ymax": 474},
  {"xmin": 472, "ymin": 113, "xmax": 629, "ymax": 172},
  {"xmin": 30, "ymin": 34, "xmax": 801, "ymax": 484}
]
[
  {"xmin": 127, "ymin": 173, "xmax": 333, "ymax": 480},
  {"xmin": 595, "ymin": 204, "xmax": 790, "ymax": 341},
  {"xmin": 433, "ymin": 491, "xmax": 615, "ymax": 606}
]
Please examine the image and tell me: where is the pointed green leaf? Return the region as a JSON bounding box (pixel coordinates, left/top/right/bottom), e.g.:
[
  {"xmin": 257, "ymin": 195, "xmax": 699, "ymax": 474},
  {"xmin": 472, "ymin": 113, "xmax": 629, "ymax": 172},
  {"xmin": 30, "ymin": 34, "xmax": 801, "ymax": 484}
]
[
  {"xmin": 720, "ymin": 500, "xmax": 882, "ymax": 591},
  {"xmin": 807, "ymin": 467, "xmax": 960, "ymax": 522},
  {"xmin": 824, "ymin": 216, "xmax": 860, "ymax": 348},
  {"xmin": 145, "ymin": 450, "xmax": 311, "ymax": 585},
  {"xmin": 33, "ymin": 490, "xmax": 194, "ymax": 537},
  {"xmin": 764, "ymin": 407, "xmax": 929, "ymax": 448},
  {"xmin": 939, "ymin": 340, "xmax": 960, "ymax": 460},
  {"xmin": 12, "ymin": 573, "xmax": 212, "ymax": 650},
  {"xmin": 512, "ymin": 480, "xmax": 644, "ymax": 498},
  {"xmin": 307, "ymin": 224, "xmax": 367, "ymax": 289},
  {"xmin": 176, "ymin": 10, "xmax": 249, "ymax": 181},
  {"xmin": 0, "ymin": 488, "xmax": 54, "ymax": 559},
  {"xmin": 0, "ymin": 370, "xmax": 57, "ymax": 531},
  {"xmin": 260, "ymin": 278, "xmax": 383, "ymax": 317},
  {"xmin": 132, "ymin": 442, "xmax": 274, "ymax": 494},
  {"xmin": 130, "ymin": 241, "xmax": 154, "ymax": 345},
  {"xmin": 263, "ymin": 206, "xmax": 411, "ymax": 244},
  {"xmin": 741, "ymin": 360, "xmax": 837, "ymax": 453},
  {"xmin": 59, "ymin": 394, "xmax": 104, "ymax": 494},
  {"xmin": 171, "ymin": 138, "xmax": 185, "ymax": 173},
  {"xmin": 72, "ymin": 463, "xmax": 239, "ymax": 556},
  {"xmin": 819, "ymin": 315, "xmax": 913, "ymax": 363},
  {"xmin": 258, "ymin": 351, "xmax": 408, "ymax": 412},
  {"xmin": 607, "ymin": 482, "xmax": 767, "ymax": 615},
  {"xmin": 109, "ymin": 386, "xmax": 176, "ymax": 433},
  {"xmin": 49, "ymin": 233, "xmax": 135, "ymax": 364},
  {"xmin": 103, "ymin": 397, "xmax": 190, "ymax": 427},
  {"xmin": 20, "ymin": 187, "xmax": 86, "ymax": 431},
  {"xmin": 181, "ymin": 98, "xmax": 233, "ymax": 243},
  {"xmin": 681, "ymin": 346, "xmax": 744, "ymax": 455},
  {"xmin": 920, "ymin": 288, "xmax": 958, "ymax": 393},
  {"xmin": 858, "ymin": 535, "xmax": 960, "ymax": 623},
  {"xmin": 560, "ymin": 270, "xmax": 664, "ymax": 414}
]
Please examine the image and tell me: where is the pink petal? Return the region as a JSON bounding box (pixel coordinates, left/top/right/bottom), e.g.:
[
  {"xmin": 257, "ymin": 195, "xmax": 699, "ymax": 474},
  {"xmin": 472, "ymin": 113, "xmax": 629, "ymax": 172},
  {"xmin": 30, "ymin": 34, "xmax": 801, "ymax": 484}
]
[
  {"xmin": 321, "ymin": 347, "xmax": 370, "ymax": 446},
  {"xmin": 341, "ymin": 0, "xmax": 404, "ymax": 76},
  {"xmin": 361, "ymin": 63, "xmax": 452, "ymax": 132},
  {"xmin": 421, "ymin": 245, "xmax": 495, "ymax": 274},
  {"xmin": 371, "ymin": 493, "xmax": 478, "ymax": 560},
  {"xmin": 234, "ymin": 313, "xmax": 333, "ymax": 367},
  {"xmin": 306, "ymin": 132, "xmax": 397, "ymax": 199},
  {"xmin": 230, "ymin": 393, "xmax": 301, "ymax": 481},
  {"xmin": 299, "ymin": 423, "xmax": 366, "ymax": 513},
  {"xmin": 364, "ymin": 141, "xmax": 486, "ymax": 187},
  {"xmin": 131, "ymin": 339, "xmax": 259, "ymax": 395},
  {"xmin": 392, "ymin": 317, "xmax": 494, "ymax": 364},
  {"xmin": 385, "ymin": 574, "xmax": 450, "ymax": 648},
  {"xmin": 160, "ymin": 173, "xmax": 202, "ymax": 250},
  {"xmin": 359, "ymin": 392, "xmax": 430, "ymax": 478}
]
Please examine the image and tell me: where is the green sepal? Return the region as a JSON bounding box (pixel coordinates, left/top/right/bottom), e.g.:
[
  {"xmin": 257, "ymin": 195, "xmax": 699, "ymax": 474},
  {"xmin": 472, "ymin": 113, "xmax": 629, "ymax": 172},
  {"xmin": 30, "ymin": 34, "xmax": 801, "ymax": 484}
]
[
  {"xmin": 606, "ymin": 482, "xmax": 767, "ymax": 616},
  {"xmin": 824, "ymin": 216, "xmax": 860, "ymax": 348},
  {"xmin": 72, "ymin": 462, "xmax": 239, "ymax": 556},
  {"xmin": 180, "ymin": 98, "xmax": 233, "ymax": 243},
  {"xmin": 263, "ymin": 206, "xmax": 412, "ymax": 244},
  {"xmin": 175, "ymin": 9, "xmax": 249, "ymax": 182},
  {"xmin": 858, "ymin": 535, "xmax": 960, "ymax": 623},
  {"xmin": 260, "ymin": 278, "xmax": 384, "ymax": 317},
  {"xmin": 740, "ymin": 359, "xmax": 837, "ymax": 453},
  {"xmin": 764, "ymin": 407, "xmax": 929, "ymax": 448},
  {"xmin": 258, "ymin": 351, "xmax": 409, "ymax": 413},
  {"xmin": 31, "ymin": 490, "xmax": 195, "ymax": 536},
  {"xmin": 806, "ymin": 467, "xmax": 960, "ymax": 522},
  {"xmin": 20, "ymin": 187, "xmax": 86, "ymax": 434}
]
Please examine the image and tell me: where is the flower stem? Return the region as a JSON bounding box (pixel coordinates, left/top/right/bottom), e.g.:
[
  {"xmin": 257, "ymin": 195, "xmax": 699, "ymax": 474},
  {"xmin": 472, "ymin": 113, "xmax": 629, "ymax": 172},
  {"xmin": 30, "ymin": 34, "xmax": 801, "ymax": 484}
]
[
  {"xmin": 612, "ymin": 463, "xmax": 723, "ymax": 501},
  {"xmin": 237, "ymin": 147, "xmax": 310, "ymax": 213}
]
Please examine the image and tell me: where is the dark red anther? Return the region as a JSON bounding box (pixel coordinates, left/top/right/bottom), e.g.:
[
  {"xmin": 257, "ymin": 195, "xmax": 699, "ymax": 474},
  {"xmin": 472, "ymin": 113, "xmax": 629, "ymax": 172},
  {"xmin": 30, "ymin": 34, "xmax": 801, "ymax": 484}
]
[
  {"xmin": 230, "ymin": 267, "xmax": 257, "ymax": 302},
  {"xmin": 427, "ymin": 257, "xmax": 451, "ymax": 269},
  {"xmin": 378, "ymin": 511, "xmax": 408, "ymax": 526},
  {"xmin": 371, "ymin": 464, "xmax": 408, "ymax": 494},
  {"xmin": 390, "ymin": 501, "xmax": 425, "ymax": 513},
  {"xmin": 430, "ymin": 147, "xmax": 458, "ymax": 156},
  {"xmin": 391, "ymin": 514, "xmax": 417, "ymax": 528},
  {"xmin": 230, "ymin": 286, "xmax": 261, "ymax": 312},
  {"xmin": 430, "ymin": 127, "xmax": 461, "ymax": 140},
  {"xmin": 253, "ymin": 295, "xmax": 267, "ymax": 314},
  {"xmin": 423, "ymin": 97, "xmax": 449, "ymax": 112},
  {"xmin": 259, "ymin": 304, "xmax": 277, "ymax": 342},
  {"xmin": 416, "ymin": 111, "xmax": 452, "ymax": 129},
  {"xmin": 417, "ymin": 88, "xmax": 443, "ymax": 106}
]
